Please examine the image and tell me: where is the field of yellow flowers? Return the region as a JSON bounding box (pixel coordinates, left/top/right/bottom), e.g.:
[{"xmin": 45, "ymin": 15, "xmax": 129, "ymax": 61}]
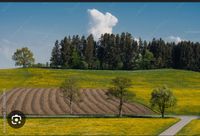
[
  {"xmin": 177, "ymin": 119, "xmax": 200, "ymax": 135},
  {"xmin": 0, "ymin": 118, "xmax": 179, "ymax": 135},
  {"xmin": 0, "ymin": 68, "xmax": 199, "ymax": 115}
]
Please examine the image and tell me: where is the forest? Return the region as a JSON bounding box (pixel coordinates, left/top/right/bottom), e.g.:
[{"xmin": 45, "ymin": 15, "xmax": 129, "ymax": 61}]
[{"xmin": 50, "ymin": 32, "xmax": 200, "ymax": 71}]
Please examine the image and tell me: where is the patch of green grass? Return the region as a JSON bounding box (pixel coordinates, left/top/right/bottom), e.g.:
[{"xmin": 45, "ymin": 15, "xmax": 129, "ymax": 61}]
[
  {"xmin": 177, "ymin": 119, "xmax": 200, "ymax": 135},
  {"xmin": 0, "ymin": 68, "xmax": 200, "ymax": 115},
  {"xmin": 0, "ymin": 118, "xmax": 178, "ymax": 135}
]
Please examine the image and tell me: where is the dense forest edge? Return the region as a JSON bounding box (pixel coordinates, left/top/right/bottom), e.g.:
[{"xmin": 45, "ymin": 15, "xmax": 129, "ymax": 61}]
[{"xmin": 42, "ymin": 32, "xmax": 200, "ymax": 72}]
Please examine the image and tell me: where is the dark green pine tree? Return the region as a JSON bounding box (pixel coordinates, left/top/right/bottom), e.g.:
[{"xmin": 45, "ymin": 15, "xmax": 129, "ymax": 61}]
[
  {"xmin": 71, "ymin": 49, "xmax": 82, "ymax": 69},
  {"xmin": 148, "ymin": 38, "xmax": 167, "ymax": 68},
  {"xmin": 49, "ymin": 33, "xmax": 200, "ymax": 72},
  {"xmin": 112, "ymin": 34, "xmax": 122, "ymax": 69},
  {"xmin": 194, "ymin": 42, "xmax": 200, "ymax": 71},
  {"xmin": 105, "ymin": 34, "xmax": 117, "ymax": 69},
  {"xmin": 97, "ymin": 34, "xmax": 106, "ymax": 69},
  {"xmin": 60, "ymin": 36, "xmax": 72, "ymax": 68},
  {"xmin": 85, "ymin": 34, "xmax": 94, "ymax": 69},
  {"xmin": 50, "ymin": 40, "xmax": 61, "ymax": 68},
  {"xmin": 120, "ymin": 32, "xmax": 137, "ymax": 70}
]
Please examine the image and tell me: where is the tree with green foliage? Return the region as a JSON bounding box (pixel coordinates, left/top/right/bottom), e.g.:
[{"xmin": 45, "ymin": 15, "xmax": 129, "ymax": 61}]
[
  {"xmin": 106, "ymin": 77, "xmax": 135, "ymax": 117},
  {"xmin": 50, "ymin": 40, "xmax": 61, "ymax": 68},
  {"xmin": 107, "ymin": 34, "xmax": 121, "ymax": 69},
  {"xmin": 150, "ymin": 85, "xmax": 177, "ymax": 118},
  {"xmin": 81, "ymin": 36, "xmax": 87, "ymax": 58},
  {"xmin": 120, "ymin": 33, "xmax": 138, "ymax": 70},
  {"xmin": 97, "ymin": 34, "xmax": 108, "ymax": 69},
  {"xmin": 60, "ymin": 77, "xmax": 81, "ymax": 114},
  {"xmin": 71, "ymin": 49, "xmax": 82, "ymax": 69},
  {"xmin": 50, "ymin": 33, "xmax": 200, "ymax": 72},
  {"xmin": 12, "ymin": 47, "xmax": 35, "ymax": 68},
  {"xmin": 60, "ymin": 36, "xmax": 72, "ymax": 68},
  {"xmin": 85, "ymin": 34, "xmax": 94, "ymax": 68},
  {"xmin": 139, "ymin": 50, "xmax": 154, "ymax": 69}
]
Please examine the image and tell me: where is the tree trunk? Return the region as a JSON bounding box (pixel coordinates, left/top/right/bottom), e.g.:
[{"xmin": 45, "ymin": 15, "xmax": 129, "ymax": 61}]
[
  {"xmin": 22, "ymin": 59, "xmax": 27, "ymax": 68},
  {"xmin": 100, "ymin": 61, "xmax": 103, "ymax": 70},
  {"xmin": 23, "ymin": 64, "xmax": 26, "ymax": 68},
  {"xmin": 161, "ymin": 112, "xmax": 164, "ymax": 118},
  {"xmin": 161, "ymin": 105, "xmax": 165, "ymax": 118},
  {"xmin": 118, "ymin": 98, "xmax": 123, "ymax": 117}
]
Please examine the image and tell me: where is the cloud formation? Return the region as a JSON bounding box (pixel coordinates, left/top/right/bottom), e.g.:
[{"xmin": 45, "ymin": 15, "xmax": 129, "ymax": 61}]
[
  {"xmin": 167, "ymin": 36, "xmax": 183, "ymax": 44},
  {"xmin": 134, "ymin": 37, "xmax": 139, "ymax": 44},
  {"xmin": 87, "ymin": 9, "xmax": 118, "ymax": 40}
]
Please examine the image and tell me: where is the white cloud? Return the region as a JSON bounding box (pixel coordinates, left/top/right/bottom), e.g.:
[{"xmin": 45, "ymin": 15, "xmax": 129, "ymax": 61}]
[
  {"xmin": 87, "ymin": 9, "xmax": 118, "ymax": 40},
  {"xmin": 134, "ymin": 37, "xmax": 139, "ymax": 44},
  {"xmin": 167, "ymin": 36, "xmax": 183, "ymax": 44}
]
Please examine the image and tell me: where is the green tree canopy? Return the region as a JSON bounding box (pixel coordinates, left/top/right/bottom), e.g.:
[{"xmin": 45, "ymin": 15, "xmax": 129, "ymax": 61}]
[
  {"xmin": 50, "ymin": 40, "xmax": 61, "ymax": 68},
  {"xmin": 106, "ymin": 76, "xmax": 135, "ymax": 117},
  {"xmin": 150, "ymin": 85, "xmax": 177, "ymax": 118},
  {"xmin": 12, "ymin": 47, "xmax": 35, "ymax": 68},
  {"xmin": 60, "ymin": 77, "xmax": 81, "ymax": 114},
  {"xmin": 50, "ymin": 33, "xmax": 200, "ymax": 72}
]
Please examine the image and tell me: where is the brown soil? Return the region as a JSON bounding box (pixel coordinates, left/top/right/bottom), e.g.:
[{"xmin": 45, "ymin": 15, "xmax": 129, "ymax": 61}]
[{"xmin": 0, "ymin": 88, "xmax": 154, "ymax": 115}]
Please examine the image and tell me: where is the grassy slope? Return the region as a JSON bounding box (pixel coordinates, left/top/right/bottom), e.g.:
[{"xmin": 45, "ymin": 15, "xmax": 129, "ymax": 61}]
[
  {"xmin": 177, "ymin": 119, "xmax": 200, "ymax": 135},
  {"xmin": 0, "ymin": 68, "xmax": 200, "ymax": 115},
  {"xmin": 0, "ymin": 118, "xmax": 178, "ymax": 135}
]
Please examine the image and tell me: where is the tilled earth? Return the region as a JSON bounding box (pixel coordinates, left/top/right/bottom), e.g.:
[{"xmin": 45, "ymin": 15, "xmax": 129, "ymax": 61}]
[{"xmin": 0, "ymin": 88, "xmax": 154, "ymax": 115}]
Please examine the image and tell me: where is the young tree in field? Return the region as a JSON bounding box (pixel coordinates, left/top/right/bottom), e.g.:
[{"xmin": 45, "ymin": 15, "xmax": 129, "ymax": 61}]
[
  {"xmin": 150, "ymin": 85, "xmax": 177, "ymax": 118},
  {"xmin": 106, "ymin": 77, "xmax": 135, "ymax": 117},
  {"xmin": 12, "ymin": 47, "xmax": 35, "ymax": 68},
  {"xmin": 60, "ymin": 77, "xmax": 81, "ymax": 114}
]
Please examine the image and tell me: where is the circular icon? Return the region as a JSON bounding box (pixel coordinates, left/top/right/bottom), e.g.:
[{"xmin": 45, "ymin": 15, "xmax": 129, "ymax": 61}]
[{"xmin": 7, "ymin": 110, "xmax": 26, "ymax": 129}]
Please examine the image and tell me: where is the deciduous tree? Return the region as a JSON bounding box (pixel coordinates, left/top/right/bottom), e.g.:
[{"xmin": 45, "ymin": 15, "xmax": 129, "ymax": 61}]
[
  {"xmin": 60, "ymin": 77, "xmax": 81, "ymax": 114},
  {"xmin": 150, "ymin": 85, "xmax": 177, "ymax": 118},
  {"xmin": 12, "ymin": 47, "xmax": 35, "ymax": 68},
  {"xmin": 106, "ymin": 77, "xmax": 135, "ymax": 117}
]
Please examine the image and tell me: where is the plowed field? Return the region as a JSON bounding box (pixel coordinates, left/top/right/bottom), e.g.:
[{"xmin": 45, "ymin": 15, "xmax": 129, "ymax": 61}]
[{"xmin": 0, "ymin": 88, "xmax": 154, "ymax": 115}]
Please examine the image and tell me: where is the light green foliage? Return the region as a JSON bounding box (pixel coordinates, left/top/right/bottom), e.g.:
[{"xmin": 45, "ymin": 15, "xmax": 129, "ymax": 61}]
[
  {"xmin": 60, "ymin": 77, "xmax": 81, "ymax": 114},
  {"xmin": 12, "ymin": 47, "xmax": 35, "ymax": 68},
  {"xmin": 71, "ymin": 49, "xmax": 82, "ymax": 69},
  {"xmin": 150, "ymin": 86, "xmax": 177, "ymax": 117},
  {"xmin": 107, "ymin": 77, "xmax": 135, "ymax": 117},
  {"xmin": 139, "ymin": 50, "xmax": 154, "ymax": 69}
]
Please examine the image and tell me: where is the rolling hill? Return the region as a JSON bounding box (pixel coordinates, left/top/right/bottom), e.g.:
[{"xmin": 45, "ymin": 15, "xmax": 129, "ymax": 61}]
[{"xmin": 0, "ymin": 68, "xmax": 199, "ymax": 115}]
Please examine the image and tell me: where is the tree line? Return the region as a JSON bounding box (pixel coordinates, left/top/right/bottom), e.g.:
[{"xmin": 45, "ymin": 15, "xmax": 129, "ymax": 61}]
[
  {"xmin": 50, "ymin": 32, "xmax": 200, "ymax": 71},
  {"xmin": 11, "ymin": 32, "xmax": 199, "ymax": 71}
]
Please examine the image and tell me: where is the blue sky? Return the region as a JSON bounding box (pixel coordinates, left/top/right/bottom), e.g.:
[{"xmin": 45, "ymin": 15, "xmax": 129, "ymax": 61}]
[{"xmin": 0, "ymin": 2, "xmax": 200, "ymax": 68}]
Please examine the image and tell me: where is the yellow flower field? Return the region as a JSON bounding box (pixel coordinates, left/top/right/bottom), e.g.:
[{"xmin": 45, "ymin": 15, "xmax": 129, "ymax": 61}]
[
  {"xmin": 177, "ymin": 119, "xmax": 200, "ymax": 135},
  {"xmin": 0, "ymin": 68, "xmax": 200, "ymax": 115},
  {"xmin": 0, "ymin": 118, "xmax": 179, "ymax": 135}
]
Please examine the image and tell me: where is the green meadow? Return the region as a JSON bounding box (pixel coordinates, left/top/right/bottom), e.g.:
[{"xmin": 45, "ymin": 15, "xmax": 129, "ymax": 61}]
[{"xmin": 0, "ymin": 68, "xmax": 200, "ymax": 115}]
